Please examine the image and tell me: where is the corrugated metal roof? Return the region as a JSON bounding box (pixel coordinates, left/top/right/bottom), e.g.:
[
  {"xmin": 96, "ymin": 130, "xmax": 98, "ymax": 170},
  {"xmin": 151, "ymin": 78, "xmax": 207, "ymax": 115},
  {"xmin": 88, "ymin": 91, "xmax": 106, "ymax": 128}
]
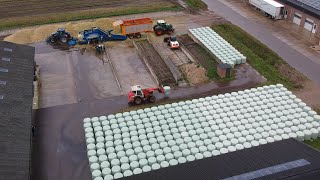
[
  {"xmin": 279, "ymin": 0, "xmax": 320, "ymax": 19},
  {"xmin": 297, "ymin": 0, "xmax": 320, "ymax": 11},
  {"xmin": 123, "ymin": 139, "xmax": 320, "ymax": 180},
  {"xmin": 0, "ymin": 41, "xmax": 35, "ymax": 180}
]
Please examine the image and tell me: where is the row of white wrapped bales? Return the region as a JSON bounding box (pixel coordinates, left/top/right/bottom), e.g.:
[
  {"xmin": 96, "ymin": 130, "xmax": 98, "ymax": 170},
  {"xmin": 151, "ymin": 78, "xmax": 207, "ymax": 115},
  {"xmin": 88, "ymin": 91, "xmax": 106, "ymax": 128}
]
[
  {"xmin": 189, "ymin": 27, "xmax": 246, "ymax": 68},
  {"xmin": 83, "ymin": 84, "xmax": 320, "ymax": 180}
]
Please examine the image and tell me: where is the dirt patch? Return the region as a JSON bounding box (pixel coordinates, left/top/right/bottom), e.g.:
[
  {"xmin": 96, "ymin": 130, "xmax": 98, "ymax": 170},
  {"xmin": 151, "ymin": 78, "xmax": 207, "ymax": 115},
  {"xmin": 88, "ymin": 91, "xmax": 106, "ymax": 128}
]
[
  {"xmin": 135, "ymin": 40, "xmax": 176, "ymax": 85},
  {"xmin": 178, "ymin": 34, "xmax": 218, "ymax": 70},
  {"xmin": 294, "ymin": 81, "xmax": 320, "ymax": 109},
  {"xmin": 4, "ymin": 18, "xmax": 118, "ymax": 44},
  {"xmin": 276, "ymin": 63, "xmax": 306, "ymax": 88},
  {"xmin": 180, "ymin": 63, "xmax": 209, "ymax": 85}
]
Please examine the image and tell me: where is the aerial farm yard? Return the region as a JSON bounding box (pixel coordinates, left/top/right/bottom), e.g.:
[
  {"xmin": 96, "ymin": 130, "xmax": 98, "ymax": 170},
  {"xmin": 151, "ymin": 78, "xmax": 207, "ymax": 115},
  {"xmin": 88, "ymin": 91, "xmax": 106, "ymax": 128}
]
[
  {"xmin": 1, "ymin": 0, "xmax": 320, "ymax": 180},
  {"xmin": 15, "ymin": 10, "xmax": 267, "ymax": 179}
]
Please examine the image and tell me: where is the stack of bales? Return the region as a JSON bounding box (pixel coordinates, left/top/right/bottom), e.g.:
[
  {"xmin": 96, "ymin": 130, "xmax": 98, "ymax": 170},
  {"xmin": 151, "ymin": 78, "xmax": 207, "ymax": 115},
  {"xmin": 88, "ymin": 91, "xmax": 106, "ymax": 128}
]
[
  {"xmin": 83, "ymin": 84, "xmax": 320, "ymax": 180},
  {"xmin": 189, "ymin": 27, "xmax": 246, "ymax": 68}
]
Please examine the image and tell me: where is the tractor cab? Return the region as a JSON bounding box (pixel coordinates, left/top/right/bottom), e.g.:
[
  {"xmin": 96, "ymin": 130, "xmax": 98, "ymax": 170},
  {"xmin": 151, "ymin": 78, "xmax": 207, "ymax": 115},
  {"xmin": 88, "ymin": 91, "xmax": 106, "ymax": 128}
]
[
  {"xmin": 131, "ymin": 85, "xmax": 144, "ymax": 98},
  {"xmin": 57, "ymin": 28, "xmax": 66, "ymax": 33},
  {"xmin": 157, "ymin": 20, "xmax": 167, "ymax": 25},
  {"xmin": 156, "ymin": 20, "xmax": 173, "ymax": 29}
]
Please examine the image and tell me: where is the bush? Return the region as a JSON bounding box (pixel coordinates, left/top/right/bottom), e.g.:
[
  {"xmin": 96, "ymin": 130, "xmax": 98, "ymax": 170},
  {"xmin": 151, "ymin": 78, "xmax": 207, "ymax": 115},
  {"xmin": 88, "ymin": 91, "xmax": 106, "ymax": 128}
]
[{"xmin": 207, "ymin": 67, "xmax": 218, "ymax": 79}]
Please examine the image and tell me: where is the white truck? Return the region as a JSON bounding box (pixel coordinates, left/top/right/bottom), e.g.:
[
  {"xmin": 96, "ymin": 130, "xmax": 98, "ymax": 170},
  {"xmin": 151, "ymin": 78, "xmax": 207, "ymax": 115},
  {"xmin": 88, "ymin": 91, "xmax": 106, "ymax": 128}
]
[{"xmin": 249, "ymin": 0, "xmax": 285, "ymax": 20}]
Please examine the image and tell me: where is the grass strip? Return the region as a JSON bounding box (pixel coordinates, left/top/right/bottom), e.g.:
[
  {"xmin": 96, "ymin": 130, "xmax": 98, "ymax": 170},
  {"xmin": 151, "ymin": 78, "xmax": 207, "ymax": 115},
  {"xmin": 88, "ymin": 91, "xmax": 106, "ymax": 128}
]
[
  {"xmin": 185, "ymin": 0, "xmax": 208, "ymax": 10},
  {"xmin": 212, "ymin": 23, "xmax": 306, "ymax": 90}
]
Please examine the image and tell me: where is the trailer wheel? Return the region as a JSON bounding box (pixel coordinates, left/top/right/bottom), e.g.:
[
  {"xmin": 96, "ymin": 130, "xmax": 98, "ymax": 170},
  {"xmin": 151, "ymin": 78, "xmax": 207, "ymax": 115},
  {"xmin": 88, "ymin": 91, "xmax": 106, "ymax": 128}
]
[
  {"xmin": 135, "ymin": 33, "xmax": 142, "ymax": 38},
  {"xmin": 128, "ymin": 34, "xmax": 134, "ymax": 39},
  {"xmin": 134, "ymin": 97, "xmax": 143, "ymax": 105}
]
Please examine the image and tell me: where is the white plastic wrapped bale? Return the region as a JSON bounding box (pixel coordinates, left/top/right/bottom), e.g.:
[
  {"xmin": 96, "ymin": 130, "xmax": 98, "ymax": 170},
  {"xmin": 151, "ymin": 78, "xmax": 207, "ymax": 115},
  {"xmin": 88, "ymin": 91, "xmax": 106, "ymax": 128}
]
[
  {"xmin": 83, "ymin": 84, "xmax": 320, "ymax": 179},
  {"xmin": 189, "ymin": 27, "xmax": 246, "ymax": 67}
]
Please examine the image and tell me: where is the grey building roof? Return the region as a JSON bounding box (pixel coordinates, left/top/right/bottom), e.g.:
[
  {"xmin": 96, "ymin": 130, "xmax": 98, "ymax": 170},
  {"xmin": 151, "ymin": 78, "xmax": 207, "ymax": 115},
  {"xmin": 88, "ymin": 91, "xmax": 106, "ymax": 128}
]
[
  {"xmin": 125, "ymin": 139, "xmax": 320, "ymax": 180},
  {"xmin": 279, "ymin": 0, "xmax": 320, "ymax": 19},
  {"xmin": 0, "ymin": 41, "xmax": 35, "ymax": 180}
]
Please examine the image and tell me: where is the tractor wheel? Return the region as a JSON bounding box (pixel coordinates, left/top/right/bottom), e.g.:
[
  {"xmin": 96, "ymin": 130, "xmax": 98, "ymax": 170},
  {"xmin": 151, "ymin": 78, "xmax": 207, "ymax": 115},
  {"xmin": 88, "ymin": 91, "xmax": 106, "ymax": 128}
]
[
  {"xmin": 155, "ymin": 28, "xmax": 163, "ymax": 36},
  {"xmin": 60, "ymin": 36, "xmax": 68, "ymax": 43},
  {"xmin": 164, "ymin": 37, "xmax": 169, "ymax": 42},
  {"xmin": 50, "ymin": 38, "xmax": 56, "ymax": 44},
  {"xmin": 134, "ymin": 97, "xmax": 143, "ymax": 105},
  {"xmin": 135, "ymin": 33, "xmax": 142, "ymax": 38},
  {"xmin": 149, "ymin": 96, "xmax": 156, "ymax": 103},
  {"xmin": 128, "ymin": 34, "xmax": 134, "ymax": 39}
]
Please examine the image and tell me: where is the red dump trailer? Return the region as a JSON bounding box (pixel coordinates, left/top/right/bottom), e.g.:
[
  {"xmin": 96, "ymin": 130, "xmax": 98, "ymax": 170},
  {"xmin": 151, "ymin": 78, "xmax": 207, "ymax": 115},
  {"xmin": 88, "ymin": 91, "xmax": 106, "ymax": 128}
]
[{"xmin": 118, "ymin": 18, "xmax": 153, "ymax": 39}]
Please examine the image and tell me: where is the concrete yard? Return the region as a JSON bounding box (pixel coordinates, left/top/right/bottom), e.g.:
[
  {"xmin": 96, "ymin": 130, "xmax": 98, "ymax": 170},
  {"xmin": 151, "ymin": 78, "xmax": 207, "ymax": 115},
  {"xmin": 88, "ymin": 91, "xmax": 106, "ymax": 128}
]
[
  {"xmin": 34, "ymin": 43, "xmax": 122, "ymax": 108},
  {"xmin": 34, "ymin": 42, "xmax": 157, "ymax": 108},
  {"xmin": 107, "ymin": 42, "xmax": 157, "ymax": 92}
]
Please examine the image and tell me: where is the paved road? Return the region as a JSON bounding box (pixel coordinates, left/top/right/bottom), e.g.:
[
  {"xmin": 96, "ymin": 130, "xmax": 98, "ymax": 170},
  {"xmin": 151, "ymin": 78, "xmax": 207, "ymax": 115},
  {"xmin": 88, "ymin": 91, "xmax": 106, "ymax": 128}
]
[{"xmin": 203, "ymin": 0, "xmax": 320, "ymax": 85}]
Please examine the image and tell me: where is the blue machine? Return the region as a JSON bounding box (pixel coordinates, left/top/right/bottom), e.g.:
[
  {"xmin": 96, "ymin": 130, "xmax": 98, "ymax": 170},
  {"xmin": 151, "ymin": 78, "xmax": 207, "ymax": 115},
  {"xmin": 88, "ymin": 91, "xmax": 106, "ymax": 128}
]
[{"xmin": 78, "ymin": 27, "xmax": 127, "ymax": 44}]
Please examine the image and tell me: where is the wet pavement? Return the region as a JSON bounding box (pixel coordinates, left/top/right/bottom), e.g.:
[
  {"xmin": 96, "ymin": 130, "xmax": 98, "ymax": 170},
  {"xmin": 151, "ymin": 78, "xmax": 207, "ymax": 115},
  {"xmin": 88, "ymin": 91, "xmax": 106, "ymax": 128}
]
[
  {"xmin": 203, "ymin": 0, "xmax": 320, "ymax": 85},
  {"xmin": 107, "ymin": 42, "xmax": 157, "ymax": 91},
  {"xmin": 31, "ymin": 62, "xmax": 264, "ymax": 180},
  {"xmin": 33, "ymin": 42, "xmax": 156, "ymax": 108}
]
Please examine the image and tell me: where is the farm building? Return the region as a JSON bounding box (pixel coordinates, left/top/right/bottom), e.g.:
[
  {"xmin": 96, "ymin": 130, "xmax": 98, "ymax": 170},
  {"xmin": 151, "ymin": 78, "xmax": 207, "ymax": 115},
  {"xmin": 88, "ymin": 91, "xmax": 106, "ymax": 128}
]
[
  {"xmin": 125, "ymin": 139, "xmax": 320, "ymax": 180},
  {"xmin": 277, "ymin": 0, "xmax": 320, "ymax": 38},
  {"xmin": 0, "ymin": 41, "xmax": 35, "ymax": 179}
]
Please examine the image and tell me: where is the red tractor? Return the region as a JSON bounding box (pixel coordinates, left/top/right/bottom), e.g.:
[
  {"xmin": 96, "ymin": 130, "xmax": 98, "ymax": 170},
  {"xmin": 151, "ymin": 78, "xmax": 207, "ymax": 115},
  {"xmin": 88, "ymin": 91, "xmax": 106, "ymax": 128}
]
[{"xmin": 128, "ymin": 85, "xmax": 171, "ymax": 105}]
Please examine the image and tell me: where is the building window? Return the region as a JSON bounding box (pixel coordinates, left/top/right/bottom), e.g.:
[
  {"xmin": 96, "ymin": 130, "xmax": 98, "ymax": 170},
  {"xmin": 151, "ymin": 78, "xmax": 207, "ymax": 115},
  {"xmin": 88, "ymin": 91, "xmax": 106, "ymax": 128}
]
[
  {"xmin": 305, "ymin": 19, "xmax": 314, "ymax": 24},
  {"xmin": 0, "ymin": 68, "xmax": 8, "ymax": 73},
  {"xmin": 3, "ymin": 48, "xmax": 12, "ymax": 52},
  {"xmin": 1, "ymin": 57, "xmax": 10, "ymax": 62},
  {"xmin": 0, "ymin": 80, "xmax": 6, "ymax": 85},
  {"xmin": 294, "ymin": 14, "xmax": 301, "ymax": 19}
]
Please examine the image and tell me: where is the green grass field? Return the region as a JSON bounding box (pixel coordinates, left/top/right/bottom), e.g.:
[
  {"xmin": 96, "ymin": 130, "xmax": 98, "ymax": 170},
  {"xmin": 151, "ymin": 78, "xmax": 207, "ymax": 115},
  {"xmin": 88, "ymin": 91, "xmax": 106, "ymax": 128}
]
[
  {"xmin": 0, "ymin": 2, "xmax": 180, "ymax": 31},
  {"xmin": 212, "ymin": 23, "xmax": 307, "ymax": 90}
]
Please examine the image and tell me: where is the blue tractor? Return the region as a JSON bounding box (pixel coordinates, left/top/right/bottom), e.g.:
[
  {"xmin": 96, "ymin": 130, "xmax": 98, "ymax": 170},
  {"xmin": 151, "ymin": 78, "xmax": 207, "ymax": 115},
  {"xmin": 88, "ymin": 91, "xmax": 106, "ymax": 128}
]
[
  {"xmin": 77, "ymin": 27, "xmax": 127, "ymax": 44},
  {"xmin": 46, "ymin": 28, "xmax": 77, "ymax": 45}
]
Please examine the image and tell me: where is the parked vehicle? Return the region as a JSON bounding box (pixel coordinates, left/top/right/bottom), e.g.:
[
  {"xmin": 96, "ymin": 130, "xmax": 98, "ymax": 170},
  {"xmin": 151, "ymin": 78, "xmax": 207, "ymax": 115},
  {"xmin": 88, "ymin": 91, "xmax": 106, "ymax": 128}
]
[
  {"xmin": 164, "ymin": 36, "xmax": 180, "ymax": 49},
  {"xmin": 249, "ymin": 0, "xmax": 284, "ymax": 20},
  {"xmin": 153, "ymin": 20, "xmax": 174, "ymax": 36},
  {"xmin": 119, "ymin": 18, "xmax": 153, "ymax": 39},
  {"xmin": 46, "ymin": 28, "xmax": 76, "ymax": 45}
]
